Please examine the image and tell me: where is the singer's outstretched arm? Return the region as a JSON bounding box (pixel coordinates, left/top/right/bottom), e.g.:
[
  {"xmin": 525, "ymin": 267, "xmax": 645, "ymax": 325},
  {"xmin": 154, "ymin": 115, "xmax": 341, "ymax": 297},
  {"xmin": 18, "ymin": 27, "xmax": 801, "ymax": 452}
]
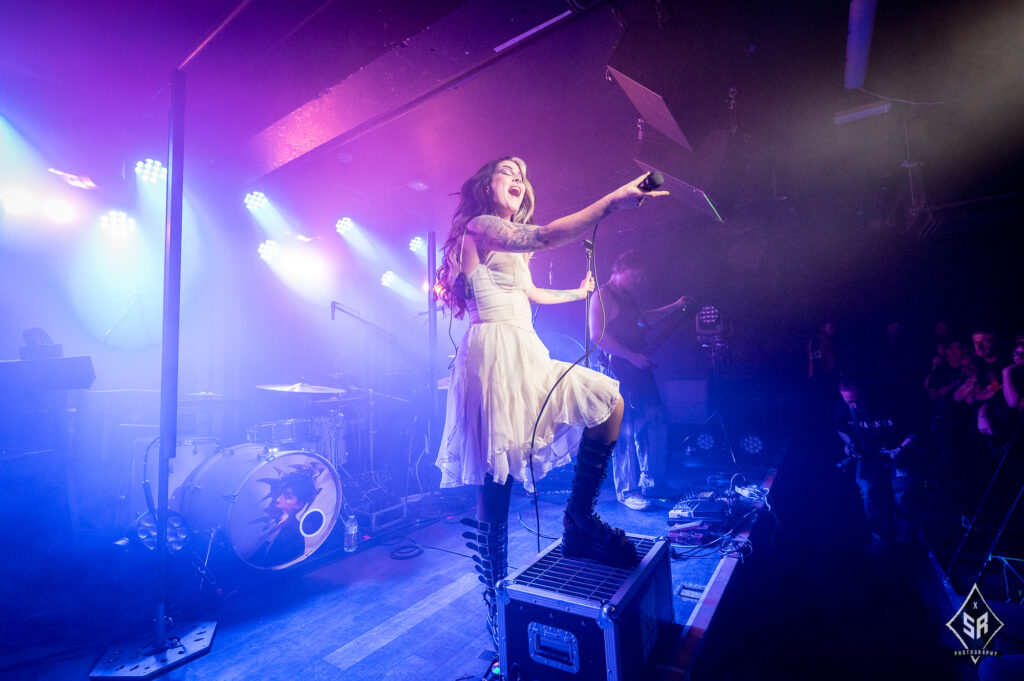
[{"xmin": 466, "ymin": 173, "xmax": 668, "ymax": 253}]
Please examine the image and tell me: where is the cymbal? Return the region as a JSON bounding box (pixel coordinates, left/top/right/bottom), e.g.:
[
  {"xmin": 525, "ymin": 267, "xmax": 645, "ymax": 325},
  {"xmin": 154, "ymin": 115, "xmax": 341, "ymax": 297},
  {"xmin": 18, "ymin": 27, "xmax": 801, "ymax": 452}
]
[
  {"xmin": 319, "ymin": 387, "xmax": 411, "ymax": 404},
  {"xmin": 179, "ymin": 392, "xmax": 243, "ymax": 407},
  {"xmin": 255, "ymin": 382, "xmax": 347, "ymax": 394}
]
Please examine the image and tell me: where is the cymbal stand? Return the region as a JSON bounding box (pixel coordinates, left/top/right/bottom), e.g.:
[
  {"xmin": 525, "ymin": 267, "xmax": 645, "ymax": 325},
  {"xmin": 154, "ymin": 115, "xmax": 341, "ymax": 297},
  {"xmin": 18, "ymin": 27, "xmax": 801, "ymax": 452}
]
[
  {"xmin": 368, "ymin": 387, "xmax": 376, "ymax": 471},
  {"xmin": 329, "ymin": 301, "xmax": 409, "ymax": 475}
]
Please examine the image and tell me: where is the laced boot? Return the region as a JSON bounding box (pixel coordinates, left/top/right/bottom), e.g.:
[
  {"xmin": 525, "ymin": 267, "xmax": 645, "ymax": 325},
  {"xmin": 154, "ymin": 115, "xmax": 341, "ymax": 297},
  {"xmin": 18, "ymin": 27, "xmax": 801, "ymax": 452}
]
[
  {"xmin": 562, "ymin": 435, "xmax": 638, "ymax": 569},
  {"xmin": 461, "ymin": 517, "xmax": 508, "ymax": 647}
]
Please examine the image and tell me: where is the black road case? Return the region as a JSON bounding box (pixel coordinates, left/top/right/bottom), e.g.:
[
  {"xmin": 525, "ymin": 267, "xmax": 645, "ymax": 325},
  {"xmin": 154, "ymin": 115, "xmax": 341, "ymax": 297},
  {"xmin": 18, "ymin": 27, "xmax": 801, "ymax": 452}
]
[{"xmin": 497, "ymin": 534, "xmax": 673, "ymax": 680}]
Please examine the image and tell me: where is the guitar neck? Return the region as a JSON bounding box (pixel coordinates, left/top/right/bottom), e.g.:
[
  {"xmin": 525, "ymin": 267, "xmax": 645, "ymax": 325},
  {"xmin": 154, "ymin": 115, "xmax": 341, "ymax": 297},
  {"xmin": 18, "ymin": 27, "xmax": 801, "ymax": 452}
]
[{"xmin": 643, "ymin": 305, "xmax": 689, "ymax": 355}]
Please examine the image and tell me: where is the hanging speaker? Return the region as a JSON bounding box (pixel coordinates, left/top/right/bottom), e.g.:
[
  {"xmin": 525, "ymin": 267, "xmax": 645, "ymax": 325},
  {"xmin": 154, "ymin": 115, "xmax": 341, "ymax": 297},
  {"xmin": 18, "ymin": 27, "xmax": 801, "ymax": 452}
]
[
  {"xmin": 608, "ymin": 19, "xmax": 726, "ymax": 152},
  {"xmin": 609, "ymin": 17, "xmax": 735, "ymax": 221}
]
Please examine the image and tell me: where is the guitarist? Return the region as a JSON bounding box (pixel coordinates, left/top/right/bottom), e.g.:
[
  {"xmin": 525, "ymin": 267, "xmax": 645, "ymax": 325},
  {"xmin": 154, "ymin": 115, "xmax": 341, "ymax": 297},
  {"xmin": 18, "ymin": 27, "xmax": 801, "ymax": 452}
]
[{"xmin": 591, "ymin": 250, "xmax": 693, "ymax": 510}]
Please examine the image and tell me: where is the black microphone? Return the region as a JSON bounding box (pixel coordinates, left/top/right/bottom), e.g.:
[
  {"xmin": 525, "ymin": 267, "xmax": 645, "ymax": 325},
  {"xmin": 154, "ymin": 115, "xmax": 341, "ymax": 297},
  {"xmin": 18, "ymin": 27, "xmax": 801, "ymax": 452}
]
[{"xmin": 637, "ymin": 171, "xmax": 664, "ymax": 192}]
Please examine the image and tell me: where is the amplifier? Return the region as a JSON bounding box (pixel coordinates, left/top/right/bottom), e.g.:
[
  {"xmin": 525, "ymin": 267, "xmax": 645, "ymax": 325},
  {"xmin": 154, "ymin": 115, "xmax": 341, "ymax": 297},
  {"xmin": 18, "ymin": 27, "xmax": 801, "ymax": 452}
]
[{"xmin": 497, "ymin": 534, "xmax": 673, "ymax": 681}]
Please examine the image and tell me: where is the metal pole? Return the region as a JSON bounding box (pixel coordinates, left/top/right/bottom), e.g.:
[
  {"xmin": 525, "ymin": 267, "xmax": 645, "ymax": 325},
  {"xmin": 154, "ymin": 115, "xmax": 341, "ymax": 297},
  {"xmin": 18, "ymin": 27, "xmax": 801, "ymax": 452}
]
[
  {"xmin": 154, "ymin": 68, "xmax": 187, "ymax": 644},
  {"xmin": 427, "ymin": 232, "xmax": 439, "ymax": 434}
]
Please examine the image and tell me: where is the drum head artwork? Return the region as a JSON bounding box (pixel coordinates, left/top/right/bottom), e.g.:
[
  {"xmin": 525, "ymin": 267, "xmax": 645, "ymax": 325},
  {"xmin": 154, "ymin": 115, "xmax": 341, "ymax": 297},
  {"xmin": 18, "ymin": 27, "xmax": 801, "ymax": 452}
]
[{"xmin": 181, "ymin": 446, "xmax": 342, "ymax": 570}]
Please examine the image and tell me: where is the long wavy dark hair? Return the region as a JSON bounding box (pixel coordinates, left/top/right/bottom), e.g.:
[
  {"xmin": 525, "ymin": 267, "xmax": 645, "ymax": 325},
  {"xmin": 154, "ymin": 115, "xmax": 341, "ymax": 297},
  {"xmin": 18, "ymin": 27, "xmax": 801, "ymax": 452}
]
[{"xmin": 436, "ymin": 156, "xmax": 535, "ymax": 318}]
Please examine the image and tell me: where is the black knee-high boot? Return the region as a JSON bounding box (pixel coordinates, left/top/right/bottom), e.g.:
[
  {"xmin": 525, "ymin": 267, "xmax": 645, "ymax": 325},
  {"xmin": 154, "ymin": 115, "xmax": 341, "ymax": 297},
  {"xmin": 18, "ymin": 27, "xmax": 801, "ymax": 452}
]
[
  {"xmin": 461, "ymin": 516, "xmax": 508, "ymax": 647},
  {"xmin": 462, "ymin": 474, "xmax": 512, "ymax": 647},
  {"xmin": 562, "ymin": 434, "xmax": 638, "ymax": 568}
]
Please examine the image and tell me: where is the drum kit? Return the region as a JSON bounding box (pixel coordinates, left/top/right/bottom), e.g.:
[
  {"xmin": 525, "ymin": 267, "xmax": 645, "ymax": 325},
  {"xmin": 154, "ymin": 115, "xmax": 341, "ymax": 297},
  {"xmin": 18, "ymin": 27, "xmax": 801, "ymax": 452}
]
[{"xmin": 147, "ymin": 380, "xmax": 389, "ymax": 572}]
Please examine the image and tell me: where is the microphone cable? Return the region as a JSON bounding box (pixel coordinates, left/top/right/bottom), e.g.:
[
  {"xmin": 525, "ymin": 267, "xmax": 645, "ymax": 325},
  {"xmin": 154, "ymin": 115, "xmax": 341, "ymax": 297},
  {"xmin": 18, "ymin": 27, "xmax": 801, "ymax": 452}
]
[{"xmin": 526, "ymin": 222, "xmax": 611, "ymax": 552}]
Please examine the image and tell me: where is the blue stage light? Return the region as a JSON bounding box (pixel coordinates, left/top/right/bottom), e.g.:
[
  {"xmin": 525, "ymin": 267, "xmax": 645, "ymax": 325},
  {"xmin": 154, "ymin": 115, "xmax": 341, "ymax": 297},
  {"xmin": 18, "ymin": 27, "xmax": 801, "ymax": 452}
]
[
  {"xmin": 336, "ymin": 217, "xmax": 353, "ymax": 236},
  {"xmin": 244, "ymin": 191, "xmax": 268, "ymax": 211},
  {"xmin": 134, "ymin": 159, "xmax": 167, "ymax": 183},
  {"xmin": 409, "ymin": 236, "xmax": 425, "ymax": 253},
  {"xmin": 258, "ymin": 239, "xmax": 280, "ymax": 262},
  {"xmin": 740, "ymin": 434, "xmax": 764, "ymax": 455},
  {"xmin": 381, "ymin": 270, "xmax": 396, "ymax": 287},
  {"xmin": 100, "ymin": 211, "xmax": 136, "ymax": 239}
]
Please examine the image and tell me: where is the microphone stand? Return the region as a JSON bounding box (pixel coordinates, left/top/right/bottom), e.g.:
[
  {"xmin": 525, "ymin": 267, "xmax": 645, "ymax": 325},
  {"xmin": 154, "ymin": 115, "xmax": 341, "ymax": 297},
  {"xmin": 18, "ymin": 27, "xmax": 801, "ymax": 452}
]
[
  {"xmin": 583, "ymin": 239, "xmax": 595, "ymax": 368},
  {"xmin": 102, "ymin": 294, "xmax": 141, "ymax": 343}
]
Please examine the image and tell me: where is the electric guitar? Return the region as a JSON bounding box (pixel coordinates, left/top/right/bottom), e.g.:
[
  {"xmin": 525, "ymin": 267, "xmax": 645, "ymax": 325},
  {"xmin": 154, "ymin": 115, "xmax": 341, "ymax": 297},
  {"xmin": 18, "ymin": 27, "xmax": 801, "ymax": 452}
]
[{"xmin": 598, "ymin": 302, "xmax": 693, "ymax": 387}]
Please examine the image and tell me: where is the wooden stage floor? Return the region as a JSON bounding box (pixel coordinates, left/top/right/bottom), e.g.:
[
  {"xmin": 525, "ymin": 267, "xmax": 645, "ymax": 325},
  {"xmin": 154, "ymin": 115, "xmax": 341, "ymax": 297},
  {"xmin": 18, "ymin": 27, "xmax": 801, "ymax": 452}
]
[{"xmin": 0, "ymin": 461, "xmax": 772, "ymax": 680}]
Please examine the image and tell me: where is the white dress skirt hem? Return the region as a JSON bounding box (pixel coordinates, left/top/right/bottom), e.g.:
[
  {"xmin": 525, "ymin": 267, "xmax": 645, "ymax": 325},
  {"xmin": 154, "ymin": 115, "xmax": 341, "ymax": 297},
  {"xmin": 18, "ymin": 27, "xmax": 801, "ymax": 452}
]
[{"xmin": 435, "ymin": 251, "xmax": 621, "ymax": 492}]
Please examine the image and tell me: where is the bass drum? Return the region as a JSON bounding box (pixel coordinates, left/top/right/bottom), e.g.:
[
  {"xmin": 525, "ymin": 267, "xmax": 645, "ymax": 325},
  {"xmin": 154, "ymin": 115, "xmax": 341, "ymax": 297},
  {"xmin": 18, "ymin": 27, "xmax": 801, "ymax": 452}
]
[{"xmin": 179, "ymin": 444, "xmax": 342, "ymax": 570}]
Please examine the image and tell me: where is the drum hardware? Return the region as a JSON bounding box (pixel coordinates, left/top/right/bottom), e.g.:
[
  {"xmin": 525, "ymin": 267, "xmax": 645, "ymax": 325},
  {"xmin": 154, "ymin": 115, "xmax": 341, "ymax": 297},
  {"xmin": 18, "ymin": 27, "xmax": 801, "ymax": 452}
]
[{"xmin": 130, "ymin": 510, "xmax": 190, "ymax": 553}]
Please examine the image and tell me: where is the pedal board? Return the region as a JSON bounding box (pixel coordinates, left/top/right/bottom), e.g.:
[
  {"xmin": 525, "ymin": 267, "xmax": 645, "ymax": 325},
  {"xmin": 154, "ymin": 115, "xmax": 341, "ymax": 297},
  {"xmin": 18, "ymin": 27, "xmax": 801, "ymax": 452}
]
[{"xmin": 668, "ymin": 498, "xmax": 730, "ymax": 523}]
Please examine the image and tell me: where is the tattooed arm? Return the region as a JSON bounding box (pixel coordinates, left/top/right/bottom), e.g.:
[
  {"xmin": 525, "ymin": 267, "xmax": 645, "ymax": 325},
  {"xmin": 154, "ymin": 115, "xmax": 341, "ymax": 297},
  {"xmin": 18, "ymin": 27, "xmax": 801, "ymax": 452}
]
[{"xmin": 466, "ymin": 172, "xmax": 669, "ymax": 252}]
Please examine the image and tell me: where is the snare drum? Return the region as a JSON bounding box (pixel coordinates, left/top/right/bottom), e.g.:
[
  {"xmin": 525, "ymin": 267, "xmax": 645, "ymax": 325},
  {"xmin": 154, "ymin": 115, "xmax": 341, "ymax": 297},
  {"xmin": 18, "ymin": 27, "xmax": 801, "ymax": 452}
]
[
  {"xmin": 247, "ymin": 416, "xmax": 347, "ymax": 467},
  {"xmin": 178, "ymin": 444, "xmax": 342, "ymax": 570},
  {"xmin": 247, "ymin": 418, "xmax": 313, "ymax": 446}
]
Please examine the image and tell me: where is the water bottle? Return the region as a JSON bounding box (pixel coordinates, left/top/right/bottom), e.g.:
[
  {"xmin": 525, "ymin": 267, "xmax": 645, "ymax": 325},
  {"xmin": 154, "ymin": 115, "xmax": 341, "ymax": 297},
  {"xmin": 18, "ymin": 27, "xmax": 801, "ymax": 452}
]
[{"xmin": 344, "ymin": 515, "xmax": 359, "ymax": 553}]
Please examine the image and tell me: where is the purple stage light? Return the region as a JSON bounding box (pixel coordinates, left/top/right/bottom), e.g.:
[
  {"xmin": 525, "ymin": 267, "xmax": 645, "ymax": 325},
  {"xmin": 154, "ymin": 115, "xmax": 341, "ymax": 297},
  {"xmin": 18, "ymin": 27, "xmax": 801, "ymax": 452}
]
[
  {"xmin": 100, "ymin": 211, "xmax": 136, "ymax": 239},
  {"xmin": 245, "ymin": 191, "xmax": 268, "ymax": 211},
  {"xmin": 409, "ymin": 236, "xmax": 425, "ymax": 253},
  {"xmin": 258, "ymin": 239, "xmax": 280, "ymax": 262},
  {"xmin": 134, "ymin": 159, "xmax": 167, "ymax": 183},
  {"xmin": 336, "ymin": 217, "xmax": 353, "ymax": 235},
  {"xmin": 381, "ymin": 270, "xmax": 396, "ymax": 287}
]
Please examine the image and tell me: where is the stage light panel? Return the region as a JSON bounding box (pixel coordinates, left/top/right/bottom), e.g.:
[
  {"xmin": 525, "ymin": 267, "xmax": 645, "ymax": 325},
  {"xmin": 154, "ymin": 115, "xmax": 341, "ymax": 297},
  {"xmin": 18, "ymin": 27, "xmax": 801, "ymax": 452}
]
[
  {"xmin": 696, "ymin": 433, "xmax": 715, "ymax": 451},
  {"xmin": 258, "ymin": 239, "xmax": 280, "ymax": 262},
  {"xmin": 100, "ymin": 210, "xmax": 136, "ymax": 239},
  {"xmin": 409, "ymin": 236, "xmax": 425, "ymax": 253},
  {"xmin": 336, "ymin": 217, "xmax": 353, "ymax": 235},
  {"xmin": 244, "ymin": 191, "xmax": 268, "ymax": 211},
  {"xmin": 134, "ymin": 159, "xmax": 167, "ymax": 183},
  {"xmin": 381, "ymin": 270, "xmax": 396, "ymax": 287},
  {"xmin": 740, "ymin": 434, "xmax": 764, "ymax": 455}
]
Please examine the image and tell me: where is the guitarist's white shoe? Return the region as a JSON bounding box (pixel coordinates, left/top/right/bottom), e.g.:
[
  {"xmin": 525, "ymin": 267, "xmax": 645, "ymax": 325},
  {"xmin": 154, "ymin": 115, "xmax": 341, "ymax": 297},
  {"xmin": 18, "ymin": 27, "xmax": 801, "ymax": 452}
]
[{"xmin": 618, "ymin": 492, "xmax": 651, "ymax": 511}]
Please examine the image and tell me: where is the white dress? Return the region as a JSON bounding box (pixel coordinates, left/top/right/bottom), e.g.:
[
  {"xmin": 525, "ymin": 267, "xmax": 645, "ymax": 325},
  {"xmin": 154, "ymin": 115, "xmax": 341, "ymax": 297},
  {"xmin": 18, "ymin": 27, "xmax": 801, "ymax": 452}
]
[{"xmin": 436, "ymin": 250, "xmax": 620, "ymax": 490}]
